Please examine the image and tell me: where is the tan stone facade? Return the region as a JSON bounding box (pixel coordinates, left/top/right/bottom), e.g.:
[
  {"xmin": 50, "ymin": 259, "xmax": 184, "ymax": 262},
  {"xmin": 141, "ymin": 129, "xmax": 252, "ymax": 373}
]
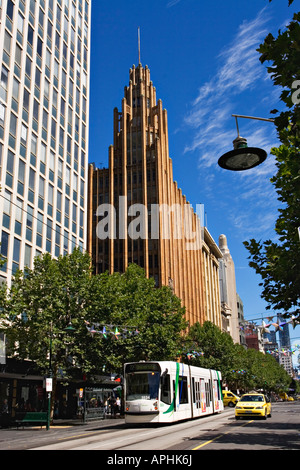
[{"xmin": 88, "ymin": 64, "xmax": 222, "ymax": 329}]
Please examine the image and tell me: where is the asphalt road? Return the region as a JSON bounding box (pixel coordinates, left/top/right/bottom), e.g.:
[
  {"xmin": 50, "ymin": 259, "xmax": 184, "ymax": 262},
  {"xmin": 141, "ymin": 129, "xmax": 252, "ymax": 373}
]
[
  {"xmin": 0, "ymin": 401, "xmax": 299, "ymax": 453},
  {"xmin": 167, "ymin": 401, "xmax": 300, "ymax": 451}
]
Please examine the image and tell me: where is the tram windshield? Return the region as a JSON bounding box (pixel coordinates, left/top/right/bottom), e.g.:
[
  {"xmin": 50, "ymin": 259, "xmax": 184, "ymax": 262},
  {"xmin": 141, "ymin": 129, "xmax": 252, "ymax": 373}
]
[{"xmin": 126, "ymin": 372, "xmax": 160, "ymax": 401}]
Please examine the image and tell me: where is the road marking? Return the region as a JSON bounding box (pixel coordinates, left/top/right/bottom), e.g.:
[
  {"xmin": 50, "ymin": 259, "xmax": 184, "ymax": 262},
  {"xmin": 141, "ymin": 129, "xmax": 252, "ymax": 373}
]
[{"xmin": 192, "ymin": 420, "xmax": 254, "ymax": 450}]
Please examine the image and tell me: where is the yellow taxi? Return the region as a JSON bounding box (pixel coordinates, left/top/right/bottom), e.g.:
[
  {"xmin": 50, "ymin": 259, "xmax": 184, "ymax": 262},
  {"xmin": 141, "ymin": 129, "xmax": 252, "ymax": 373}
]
[
  {"xmin": 222, "ymin": 390, "xmax": 239, "ymax": 407},
  {"xmin": 235, "ymin": 393, "xmax": 272, "ymax": 420}
]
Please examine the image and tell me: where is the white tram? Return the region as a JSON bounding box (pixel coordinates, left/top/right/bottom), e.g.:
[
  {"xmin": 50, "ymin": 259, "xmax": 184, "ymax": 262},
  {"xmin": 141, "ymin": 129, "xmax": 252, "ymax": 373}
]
[{"xmin": 124, "ymin": 361, "xmax": 223, "ymax": 424}]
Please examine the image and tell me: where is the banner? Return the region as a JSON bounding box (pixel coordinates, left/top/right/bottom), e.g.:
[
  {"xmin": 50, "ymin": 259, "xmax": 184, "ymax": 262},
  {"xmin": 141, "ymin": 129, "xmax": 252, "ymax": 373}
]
[{"xmin": 0, "ymin": 333, "xmax": 5, "ymax": 364}]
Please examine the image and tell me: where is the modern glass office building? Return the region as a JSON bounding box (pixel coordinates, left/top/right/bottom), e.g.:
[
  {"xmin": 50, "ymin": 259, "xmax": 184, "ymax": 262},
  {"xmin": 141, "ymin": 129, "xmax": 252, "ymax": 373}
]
[{"xmin": 0, "ymin": 0, "xmax": 91, "ymax": 286}]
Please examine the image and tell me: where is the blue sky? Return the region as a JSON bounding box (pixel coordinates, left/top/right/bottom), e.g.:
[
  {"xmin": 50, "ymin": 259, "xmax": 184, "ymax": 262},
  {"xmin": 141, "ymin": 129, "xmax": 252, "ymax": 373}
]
[{"xmin": 88, "ymin": 0, "xmax": 300, "ymax": 364}]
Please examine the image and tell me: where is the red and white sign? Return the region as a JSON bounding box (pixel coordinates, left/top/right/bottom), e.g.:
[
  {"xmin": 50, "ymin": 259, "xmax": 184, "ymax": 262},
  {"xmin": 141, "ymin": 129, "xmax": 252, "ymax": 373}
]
[{"xmin": 46, "ymin": 378, "xmax": 53, "ymax": 392}]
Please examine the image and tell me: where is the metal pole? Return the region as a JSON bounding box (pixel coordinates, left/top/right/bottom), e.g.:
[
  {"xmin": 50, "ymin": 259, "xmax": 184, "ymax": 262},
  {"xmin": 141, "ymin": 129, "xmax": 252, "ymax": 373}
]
[
  {"xmin": 83, "ymin": 387, "xmax": 86, "ymax": 423},
  {"xmin": 46, "ymin": 322, "xmax": 52, "ymax": 431},
  {"xmin": 232, "ymin": 114, "xmax": 275, "ymax": 123}
]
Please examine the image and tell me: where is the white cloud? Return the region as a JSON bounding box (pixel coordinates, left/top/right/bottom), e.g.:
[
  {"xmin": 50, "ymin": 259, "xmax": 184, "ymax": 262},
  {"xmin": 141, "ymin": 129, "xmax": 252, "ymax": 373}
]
[
  {"xmin": 181, "ymin": 8, "xmax": 284, "ymax": 241},
  {"xmin": 166, "ymin": 0, "xmax": 181, "ymax": 8},
  {"xmin": 183, "ymin": 8, "xmax": 274, "ymax": 168}
]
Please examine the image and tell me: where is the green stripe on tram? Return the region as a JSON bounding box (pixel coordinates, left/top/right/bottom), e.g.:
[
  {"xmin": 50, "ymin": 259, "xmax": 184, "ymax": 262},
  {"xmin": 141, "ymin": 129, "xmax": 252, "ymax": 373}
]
[{"xmin": 163, "ymin": 362, "xmax": 180, "ymax": 415}]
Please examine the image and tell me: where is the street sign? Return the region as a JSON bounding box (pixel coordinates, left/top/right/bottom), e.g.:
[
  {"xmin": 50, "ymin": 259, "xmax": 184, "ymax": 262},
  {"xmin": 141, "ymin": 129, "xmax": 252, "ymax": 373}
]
[{"xmin": 46, "ymin": 378, "xmax": 53, "ymax": 392}]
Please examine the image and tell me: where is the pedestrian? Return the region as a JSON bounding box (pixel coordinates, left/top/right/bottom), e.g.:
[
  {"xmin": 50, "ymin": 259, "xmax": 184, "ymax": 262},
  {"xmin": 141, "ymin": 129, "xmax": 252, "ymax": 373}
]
[
  {"xmin": 111, "ymin": 396, "xmax": 116, "ymax": 417},
  {"xmin": 0, "ymin": 399, "xmax": 10, "ymax": 428},
  {"xmin": 1, "ymin": 399, "xmax": 8, "ymax": 414},
  {"xmin": 116, "ymin": 396, "xmax": 120, "ymax": 416}
]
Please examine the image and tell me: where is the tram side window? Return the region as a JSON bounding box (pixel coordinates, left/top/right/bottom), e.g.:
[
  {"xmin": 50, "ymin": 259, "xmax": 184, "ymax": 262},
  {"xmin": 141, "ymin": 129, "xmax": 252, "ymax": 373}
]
[
  {"xmin": 192, "ymin": 378, "xmax": 201, "ymax": 409},
  {"xmin": 205, "ymin": 381, "xmax": 210, "ymax": 404},
  {"xmin": 214, "ymin": 380, "xmax": 221, "ymax": 400},
  {"xmin": 161, "ymin": 374, "xmax": 172, "ymax": 404},
  {"xmin": 178, "ymin": 376, "xmax": 189, "ymax": 404}
]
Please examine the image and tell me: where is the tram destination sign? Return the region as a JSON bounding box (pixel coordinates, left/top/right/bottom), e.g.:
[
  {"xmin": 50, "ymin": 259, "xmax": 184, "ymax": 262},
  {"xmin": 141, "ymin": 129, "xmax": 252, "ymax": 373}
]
[{"xmin": 125, "ymin": 362, "xmax": 161, "ymax": 373}]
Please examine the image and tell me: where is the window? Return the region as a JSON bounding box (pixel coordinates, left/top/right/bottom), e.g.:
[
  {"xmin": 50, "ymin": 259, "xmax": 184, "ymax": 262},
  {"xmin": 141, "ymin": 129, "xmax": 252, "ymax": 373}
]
[
  {"xmin": 37, "ymin": 37, "xmax": 43, "ymax": 57},
  {"xmin": 17, "ymin": 159, "xmax": 25, "ymax": 195},
  {"xmin": 9, "ymin": 112, "xmax": 17, "ymax": 136},
  {"xmin": 178, "ymin": 376, "xmax": 189, "ymax": 404},
  {"xmin": 38, "ymin": 8, "xmax": 44, "ymax": 29},
  {"xmin": 25, "ymin": 56, "xmax": 32, "ymax": 78},
  {"xmin": 38, "ymin": 176, "xmax": 44, "ymax": 210},
  {"xmin": 4, "ymin": 31, "xmax": 12, "ymax": 54},
  {"xmin": 17, "ymin": 12, "xmax": 24, "ymax": 35},
  {"xmin": 29, "ymin": 168, "xmax": 35, "ymax": 191},
  {"xmin": 24, "ymin": 245, "xmax": 32, "ymax": 267},
  {"xmin": 35, "ymin": 68, "xmax": 41, "ymax": 89},
  {"xmin": 26, "ymin": 205, "xmax": 33, "ymax": 242},
  {"xmin": 15, "ymin": 198, "xmax": 23, "ymax": 235},
  {"xmin": 161, "ymin": 373, "xmax": 172, "ymax": 405},
  {"xmin": 0, "ymin": 65, "xmax": 9, "ymax": 101},
  {"xmin": 6, "ymin": 150, "xmax": 14, "ymax": 188},
  {"xmin": 33, "ymin": 99, "xmax": 39, "ymax": 121},
  {"xmin": 47, "ymin": 19, "xmax": 53, "ymax": 40},
  {"xmin": 0, "ymin": 231, "xmax": 9, "ymax": 259},
  {"xmin": 21, "ymin": 124, "xmax": 27, "ymax": 144},
  {"xmin": 12, "ymin": 238, "xmax": 21, "ymax": 274},
  {"xmin": 6, "ymin": 0, "xmax": 14, "ymax": 21},
  {"xmin": 2, "ymin": 189, "xmax": 11, "ymax": 229},
  {"xmin": 15, "ymin": 45, "xmax": 22, "ymax": 67},
  {"xmin": 23, "ymin": 89, "xmax": 30, "ymax": 111},
  {"xmin": 27, "ymin": 25, "xmax": 34, "ymax": 46},
  {"xmin": 42, "ymin": 109, "xmax": 48, "ymax": 130},
  {"xmin": 0, "ymin": 103, "xmax": 5, "ymax": 126},
  {"xmin": 36, "ymin": 212, "xmax": 43, "ymax": 248}
]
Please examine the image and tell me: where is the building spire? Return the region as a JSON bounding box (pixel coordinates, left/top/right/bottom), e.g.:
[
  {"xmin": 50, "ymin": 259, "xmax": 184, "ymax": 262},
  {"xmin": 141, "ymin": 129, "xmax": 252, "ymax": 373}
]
[{"xmin": 138, "ymin": 27, "xmax": 141, "ymax": 64}]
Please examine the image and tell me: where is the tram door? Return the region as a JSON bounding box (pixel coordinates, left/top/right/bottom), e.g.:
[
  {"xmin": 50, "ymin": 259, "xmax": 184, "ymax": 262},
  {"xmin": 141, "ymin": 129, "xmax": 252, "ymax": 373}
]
[{"xmin": 173, "ymin": 380, "xmax": 176, "ymax": 412}]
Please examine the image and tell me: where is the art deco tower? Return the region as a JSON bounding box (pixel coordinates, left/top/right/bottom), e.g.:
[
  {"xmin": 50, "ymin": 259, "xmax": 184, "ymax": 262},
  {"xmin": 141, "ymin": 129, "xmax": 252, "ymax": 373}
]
[
  {"xmin": 88, "ymin": 63, "xmax": 222, "ymax": 328},
  {"xmin": 0, "ymin": 0, "xmax": 91, "ymax": 287}
]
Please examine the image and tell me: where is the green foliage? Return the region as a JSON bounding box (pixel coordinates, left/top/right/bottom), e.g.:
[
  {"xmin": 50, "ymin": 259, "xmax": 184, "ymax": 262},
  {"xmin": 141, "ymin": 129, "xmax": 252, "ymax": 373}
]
[
  {"xmin": 244, "ymin": 11, "xmax": 300, "ymax": 319},
  {"xmin": 0, "ymin": 251, "xmax": 187, "ymax": 380},
  {"xmin": 82, "ymin": 264, "xmax": 188, "ymax": 375},
  {"xmin": 186, "ymin": 322, "xmax": 291, "ymax": 392},
  {"xmin": 1, "ymin": 248, "xmax": 94, "ymax": 380}
]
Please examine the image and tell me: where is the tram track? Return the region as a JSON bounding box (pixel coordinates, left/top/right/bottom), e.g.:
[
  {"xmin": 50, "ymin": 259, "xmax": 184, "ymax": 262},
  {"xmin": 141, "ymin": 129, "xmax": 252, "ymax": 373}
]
[{"xmin": 30, "ymin": 409, "xmax": 233, "ymax": 450}]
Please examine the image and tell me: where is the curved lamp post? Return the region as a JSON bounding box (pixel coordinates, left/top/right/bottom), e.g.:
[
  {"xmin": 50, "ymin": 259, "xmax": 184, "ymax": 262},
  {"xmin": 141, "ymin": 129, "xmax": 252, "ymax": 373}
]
[{"xmin": 218, "ymin": 114, "xmax": 274, "ymax": 171}]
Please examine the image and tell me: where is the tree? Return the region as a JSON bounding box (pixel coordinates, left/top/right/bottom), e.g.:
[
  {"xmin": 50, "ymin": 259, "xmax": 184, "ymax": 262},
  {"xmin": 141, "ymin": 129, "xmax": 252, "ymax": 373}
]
[
  {"xmin": 1, "ymin": 251, "xmax": 187, "ymax": 418},
  {"xmin": 243, "ymin": 11, "xmax": 300, "ymax": 320},
  {"xmin": 185, "ymin": 322, "xmax": 292, "ymax": 393},
  {"xmin": 185, "ymin": 322, "xmax": 244, "ymax": 387},
  {"xmin": 1, "ymin": 248, "xmax": 94, "ymax": 416},
  {"xmin": 82, "ymin": 264, "xmax": 188, "ymax": 375}
]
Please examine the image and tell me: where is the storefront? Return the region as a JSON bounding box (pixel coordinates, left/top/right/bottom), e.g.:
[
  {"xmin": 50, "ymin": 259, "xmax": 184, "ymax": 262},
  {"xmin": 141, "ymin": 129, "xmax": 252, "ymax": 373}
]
[
  {"xmin": 0, "ymin": 359, "xmax": 47, "ymax": 427},
  {"xmin": 0, "ymin": 359, "xmax": 123, "ymax": 426}
]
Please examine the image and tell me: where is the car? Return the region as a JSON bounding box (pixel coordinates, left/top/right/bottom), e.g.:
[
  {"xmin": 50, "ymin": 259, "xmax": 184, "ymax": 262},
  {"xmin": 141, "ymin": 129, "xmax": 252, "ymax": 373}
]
[
  {"xmin": 235, "ymin": 393, "xmax": 272, "ymax": 420},
  {"xmin": 222, "ymin": 390, "xmax": 239, "ymax": 407},
  {"xmin": 279, "ymin": 392, "xmax": 288, "ymax": 401}
]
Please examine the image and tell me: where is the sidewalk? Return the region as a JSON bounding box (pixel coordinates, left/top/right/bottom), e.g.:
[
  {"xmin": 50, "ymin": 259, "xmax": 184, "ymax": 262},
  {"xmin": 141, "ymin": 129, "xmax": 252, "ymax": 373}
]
[{"xmin": 0, "ymin": 416, "xmax": 126, "ymax": 451}]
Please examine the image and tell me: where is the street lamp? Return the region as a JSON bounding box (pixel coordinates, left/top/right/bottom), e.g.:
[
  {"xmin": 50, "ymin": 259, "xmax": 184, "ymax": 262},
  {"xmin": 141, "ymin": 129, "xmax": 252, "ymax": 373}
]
[{"xmin": 218, "ymin": 114, "xmax": 274, "ymax": 171}]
